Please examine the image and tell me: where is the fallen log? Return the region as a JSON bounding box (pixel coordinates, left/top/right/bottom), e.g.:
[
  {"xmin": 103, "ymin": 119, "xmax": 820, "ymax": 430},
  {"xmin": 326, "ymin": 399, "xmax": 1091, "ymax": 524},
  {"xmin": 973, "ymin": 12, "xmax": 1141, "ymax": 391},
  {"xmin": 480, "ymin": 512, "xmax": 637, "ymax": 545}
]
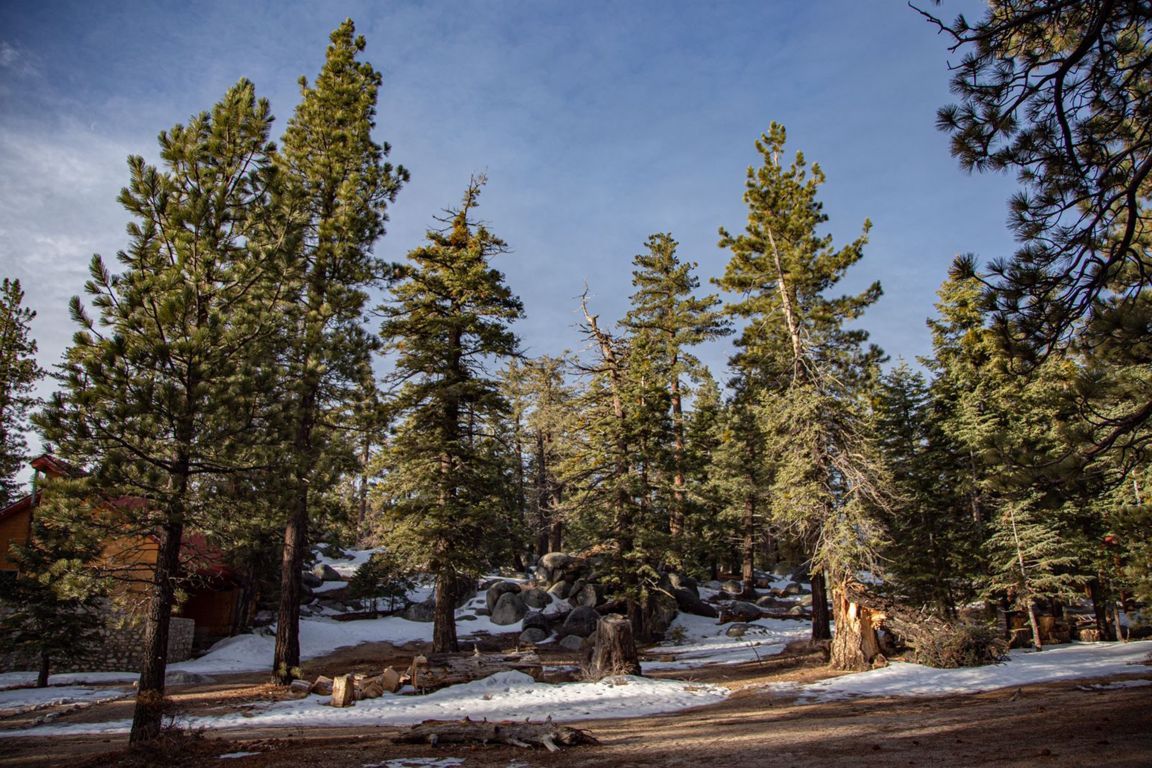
[
  {"xmin": 409, "ymin": 651, "xmax": 544, "ymax": 691},
  {"xmin": 392, "ymin": 719, "xmax": 599, "ymax": 752}
]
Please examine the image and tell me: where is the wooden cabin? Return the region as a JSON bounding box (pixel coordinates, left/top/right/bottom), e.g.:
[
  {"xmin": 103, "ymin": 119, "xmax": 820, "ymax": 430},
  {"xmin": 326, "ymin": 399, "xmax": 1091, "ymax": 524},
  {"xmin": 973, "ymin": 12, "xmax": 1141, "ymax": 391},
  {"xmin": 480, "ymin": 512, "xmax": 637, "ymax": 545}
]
[{"xmin": 0, "ymin": 455, "xmax": 245, "ymax": 650}]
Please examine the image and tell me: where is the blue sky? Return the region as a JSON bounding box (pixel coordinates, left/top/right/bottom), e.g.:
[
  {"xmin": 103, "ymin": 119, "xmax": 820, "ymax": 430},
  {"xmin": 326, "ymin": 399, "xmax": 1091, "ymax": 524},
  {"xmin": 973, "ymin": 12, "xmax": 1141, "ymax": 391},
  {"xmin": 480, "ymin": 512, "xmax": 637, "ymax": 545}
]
[{"xmin": 0, "ymin": 0, "xmax": 1018, "ymax": 407}]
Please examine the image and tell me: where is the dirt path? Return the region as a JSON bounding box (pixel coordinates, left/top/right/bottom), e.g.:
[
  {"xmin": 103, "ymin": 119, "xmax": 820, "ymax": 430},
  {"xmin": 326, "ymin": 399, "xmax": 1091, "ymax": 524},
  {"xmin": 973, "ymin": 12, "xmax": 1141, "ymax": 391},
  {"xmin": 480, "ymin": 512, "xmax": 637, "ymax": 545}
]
[{"xmin": 1, "ymin": 647, "xmax": 1149, "ymax": 768}]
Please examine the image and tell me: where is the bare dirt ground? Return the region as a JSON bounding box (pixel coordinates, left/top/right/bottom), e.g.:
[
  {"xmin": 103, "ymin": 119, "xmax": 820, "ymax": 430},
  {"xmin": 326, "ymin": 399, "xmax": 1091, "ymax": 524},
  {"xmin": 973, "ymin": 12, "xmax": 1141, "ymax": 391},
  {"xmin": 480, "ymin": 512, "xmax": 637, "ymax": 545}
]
[{"xmin": 1, "ymin": 639, "xmax": 1150, "ymax": 768}]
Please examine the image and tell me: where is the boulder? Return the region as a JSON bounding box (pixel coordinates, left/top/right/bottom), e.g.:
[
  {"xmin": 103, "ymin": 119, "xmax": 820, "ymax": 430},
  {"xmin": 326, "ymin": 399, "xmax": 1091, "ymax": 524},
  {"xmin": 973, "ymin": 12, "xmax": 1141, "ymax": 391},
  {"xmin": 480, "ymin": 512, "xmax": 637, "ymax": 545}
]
[
  {"xmin": 720, "ymin": 579, "xmax": 744, "ymax": 595},
  {"xmin": 568, "ymin": 583, "xmax": 598, "ymax": 608},
  {"xmin": 648, "ymin": 593, "xmax": 679, "ymax": 637},
  {"xmin": 674, "ymin": 587, "xmax": 718, "ymax": 618},
  {"xmin": 311, "ymin": 563, "xmax": 344, "ymax": 582},
  {"xmin": 558, "ymin": 634, "xmax": 586, "ymax": 652},
  {"xmin": 522, "ymin": 587, "xmax": 551, "ymax": 609},
  {"xmin": 402, "ymin": 599, "xmax": 436, "ymax": 622},
  {"xmin": 490, "ymin": 592, "xmax": 529, "ymax": 625},
  {"xmin": 782, "ymin": 582, "xmax": 806, "ymax": 596},
  {"xmin": 719, "ymin": 601, "xmax": 762, "ymax": 623},
  {"xmin": 547, "ymin": 580, "xmax": 571, "ymax": 599},
  {"xmin": 301, "ymin": 571, "xmax": 324, "ymax": 589},
  {"xmin": 756, "ymin": 595, "xmax": 792, "ymax": 611},
  {"xmin": 561, "ymin": 605, "xmax": 601, "ymax": 638},
  {"xmin": 522, "ymin": 611, "xmax": 550, "ymax": 632},
  {"xmin": 726, "ymin": 623, "xmax": 753, "ymax": 638},
  {"xmin": 486, "ymin": 581, "xmax": 522, "ymax": 613},
  {"xmin": 519, "ymin": 627, "xmax": 550, "ymax": 645},
  {"xmin": 668, "ymin": 573, "xmax": 699, "ymax": 598},
  {"xmin": 537, "ymin": 552, "xmax": 575, "ymax": 582}
]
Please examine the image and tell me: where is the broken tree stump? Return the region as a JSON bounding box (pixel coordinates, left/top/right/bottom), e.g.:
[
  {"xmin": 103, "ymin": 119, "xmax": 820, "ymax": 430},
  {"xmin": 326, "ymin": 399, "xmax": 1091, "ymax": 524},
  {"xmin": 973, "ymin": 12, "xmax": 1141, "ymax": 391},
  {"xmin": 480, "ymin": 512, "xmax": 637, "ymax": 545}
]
[
  {"xmin": 409, "ymin": 651, "xmax": 544, "ymax": 691},
  {"xmin": 588, "ymin": 614, "xmax": 641, "ymax": 679},
  {"xmin": 330, "ymin": 673, "xmax": 356, "ymax": 707},
  {"xmin": 392, "ymin": 719, "xmax": 599, "ymax": 752}
]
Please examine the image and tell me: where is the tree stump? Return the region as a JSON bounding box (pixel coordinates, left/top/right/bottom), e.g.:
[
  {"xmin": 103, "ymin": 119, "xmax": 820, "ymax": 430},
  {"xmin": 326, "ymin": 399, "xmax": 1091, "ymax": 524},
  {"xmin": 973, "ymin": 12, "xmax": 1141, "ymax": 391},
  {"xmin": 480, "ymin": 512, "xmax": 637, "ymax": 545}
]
[
  {"xmin": 829, "ymin": 586, "xmax": 884, "ymax": 671},
  {"xmin": 331, "ymin": 673, "xmax": 356, "ymax": 707},
  {"xmin": 588, "ymin": 614, "xmax": 641, "ymax": 679}
]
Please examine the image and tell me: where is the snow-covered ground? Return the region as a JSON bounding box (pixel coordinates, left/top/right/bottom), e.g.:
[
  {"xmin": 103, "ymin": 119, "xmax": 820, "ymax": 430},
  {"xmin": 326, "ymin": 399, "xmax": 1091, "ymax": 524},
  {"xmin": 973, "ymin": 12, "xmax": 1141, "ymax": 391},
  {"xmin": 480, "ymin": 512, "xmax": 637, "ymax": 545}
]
[
  {"xmin": 0, "ymin": 685, "xmax": 131, "ymax": 716},
  {"xmin": 644, "ymin": 613, "xmax": 811, "ymax": 669},
  {"xmin": 769, "ymin": 640, "xmax": 1152, "ymax": 701},
  {"xmin": 10, "ymin": 671, "xmax": 729, "ymax": 736}
]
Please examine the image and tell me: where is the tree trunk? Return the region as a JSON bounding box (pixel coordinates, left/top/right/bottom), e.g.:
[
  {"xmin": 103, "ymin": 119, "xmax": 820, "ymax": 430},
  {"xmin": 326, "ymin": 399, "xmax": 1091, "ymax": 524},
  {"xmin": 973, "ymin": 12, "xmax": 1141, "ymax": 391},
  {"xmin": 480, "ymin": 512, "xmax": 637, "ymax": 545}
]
[
  {"xmin": 669, "ymin": 372, "xmax": 686, "ymax": 541},
  {"xmin": 1026, "ymin": 600, "xmax": 1044, "ymax": 651},
  {"xmin": 36, "ymin": 650, "xmax": 49, "ymax": 688},
  {"xmin": 432, "ymin": 572, "xmax": 459, "ymax": 653},
  {"xmin": 588, "ymin": 614, "xmax": 641, "ymax": 679},
  {"xmin": 410, "ymin": 651, "xmax": 543, "ymax": 690},
  {"xmin": 273, "ymin": 491, "xmax": 307, "ymax": 683},
  {"xmin": 1088, "ymin": 576, "xmax": 1116, "ymax": 641},
  {"xmin": 393, "ymin": 719, "xmax": 599, "ymax": 751},
  {"xmin": 810, "ymin": 570, "xmax": 832, "ymax": 641},
  {"xmin": 829, "ymin": 583, "xmax": 883, "ymax": 670},
  {"xmin": 129, "ymin": 520, "xmax": 183, "ymax": 744},
  {"xmin": 741, "ymin": 494, "xmax": 756, "ymax": 595}
]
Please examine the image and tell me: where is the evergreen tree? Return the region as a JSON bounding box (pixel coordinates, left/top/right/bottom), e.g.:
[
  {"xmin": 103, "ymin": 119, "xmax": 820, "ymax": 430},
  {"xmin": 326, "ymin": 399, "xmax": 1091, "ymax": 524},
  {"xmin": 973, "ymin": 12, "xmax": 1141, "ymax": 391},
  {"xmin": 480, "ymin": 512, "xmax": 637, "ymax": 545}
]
[
  {"xmin": 921, "ymin": 0, "xmax": 1152, "ymax": 446},
  {"xmin": 36, "ymin": 80, "xmax": 283, "ymax": 742},
  {"xmin": 716, "ymin": 124, "xmax": 890, "ymax": 661},
  {"xmin": 0, "ymin": 485, "xmax": 106, "ymax": 687},
  {"xmin": 0, "ymin": 278, "xmax": 42, "ymax": 505},
  {"xmin": 872, "ymin": 361, "xmax": 976, "ymax": 614},
  {"xmin": 376, "ymin": 178, "xmax": 522, "ymax": 653},
  {"xmin": 270, "ymin": 18, "xmax": 406, "ymax": 685},
  {"xmin": 621, "ymin": 233, "xmax": 728, "ymax": 558}
]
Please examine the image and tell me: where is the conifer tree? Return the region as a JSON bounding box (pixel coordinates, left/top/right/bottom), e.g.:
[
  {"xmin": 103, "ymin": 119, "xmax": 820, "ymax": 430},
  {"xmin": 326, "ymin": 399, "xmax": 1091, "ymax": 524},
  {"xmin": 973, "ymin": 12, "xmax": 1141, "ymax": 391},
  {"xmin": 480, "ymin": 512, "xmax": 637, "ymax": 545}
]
[
  {"xmin": 0, "ymin": 485, "xmax": 106, "ymax": 687},
  {"xmin": 872, "ymin": 362, "xmax": 976, "ymax": 614},
  {"xmin": 376, "ymin": 178, "xmax": 522, "ymax": 653},
  {"xmin": 0, "ymin": 278, "xmax": 42, "ymax": 505},
  {"xmin": 621, "ymin": 233, "xmax": 728, "ymax": 557},
  {"xmin": 270, "ymin": 19, "xmax": 406, "ymax": 685},
  {"xmin": 716, "ymin": 124, "xmax": 890, "ymax": 660},
  {"xmin": 37, "ymin": 80, "xmax": 283, "ymax": 742}
]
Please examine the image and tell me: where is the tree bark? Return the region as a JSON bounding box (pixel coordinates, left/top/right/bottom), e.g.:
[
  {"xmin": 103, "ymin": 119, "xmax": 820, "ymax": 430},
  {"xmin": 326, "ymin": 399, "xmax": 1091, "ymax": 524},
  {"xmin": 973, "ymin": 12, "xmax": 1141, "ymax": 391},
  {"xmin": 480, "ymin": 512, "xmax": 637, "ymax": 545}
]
[
  {"xmin": 36, "ymin": 650, "xmax": 49, "ymax": 689},
  {"xmin": 829, "ymin": 583, "xmax": 883, "ymax": 671},
  {"xmin": 432, "ymin": 572, "xmax": 459, "ymax": 653},
  {"xmin": 273, "ymin": 491, "xmax": 307, "ymax": 683},
  {"xmin": 741, "ymin": 494, "xmax": 756, "ymax": 595},
  {"xmin": 1088, "ymin": 576, "xmax": 1116, "ymax": 641},
  {"xmin": 409, "ymin": 651, "xmax": 543, "ymax": 690},
  {"xmin": 393, "ymin": 719, "xmax": 599, "ymax": 751},
  {"xmin": 810, "ymin": 570, "xmax": 832, "ymax": 640},
  {"xmin": 129, "ymin": 519, "xmax": 183, "ymax": 744},
  {"xmin": 588, "ymin": 614, "xmax": 641, "ymax": 679}
]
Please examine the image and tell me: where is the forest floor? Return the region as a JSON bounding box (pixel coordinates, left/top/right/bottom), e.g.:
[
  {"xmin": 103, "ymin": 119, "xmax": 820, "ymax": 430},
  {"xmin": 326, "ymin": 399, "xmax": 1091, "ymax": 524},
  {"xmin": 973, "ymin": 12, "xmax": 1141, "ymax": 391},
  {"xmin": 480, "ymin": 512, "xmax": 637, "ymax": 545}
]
[{"xmin": 1, "ymin": 636, "xmax": 1150, "ymax": 768}]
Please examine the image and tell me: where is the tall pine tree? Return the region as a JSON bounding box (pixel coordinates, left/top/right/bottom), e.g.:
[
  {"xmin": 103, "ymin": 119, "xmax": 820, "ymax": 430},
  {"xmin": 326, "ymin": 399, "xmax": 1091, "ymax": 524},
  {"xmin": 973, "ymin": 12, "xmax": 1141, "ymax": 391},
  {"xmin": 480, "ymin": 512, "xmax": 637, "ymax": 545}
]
[
  {"xmin": 376, "ymin": 178, "xmax": 522, "ymax": 653},
  {"xmin": 0, "ymin": 278, "xmax": 42, "ymax": 505},
  {"xmin": 270, "ymin": 19, "xmax": 406, "ymax": 685},
  {"xmin": 37, "ymin": 80, "xmax": 284, "ymax": 742}
]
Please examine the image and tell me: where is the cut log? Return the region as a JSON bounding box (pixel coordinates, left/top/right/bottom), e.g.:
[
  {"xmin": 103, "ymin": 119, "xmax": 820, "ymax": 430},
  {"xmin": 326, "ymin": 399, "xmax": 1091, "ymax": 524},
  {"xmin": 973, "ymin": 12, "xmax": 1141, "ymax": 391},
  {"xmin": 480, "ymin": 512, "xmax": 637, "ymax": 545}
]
[
  {"xmin": 588, "ymin": 614, "xmax": 641, "ymax": 679},
  {"xmin": 330, "ymin": 674, "xmax": 356, "ymax": 707},
  {"xmin": 380, "ymin": 665, "xmax": 402, "ymax": 693},
  {"xmin": 393, "ymin": 719, "xmax": 599, "ymax": 751},
  {"xmin": 409, "ymin": 652, "xmax": 544, "ymax": 691},
  {"xmin": 310, "ymin": 675, "xmax": 334, "ymax": 696}
]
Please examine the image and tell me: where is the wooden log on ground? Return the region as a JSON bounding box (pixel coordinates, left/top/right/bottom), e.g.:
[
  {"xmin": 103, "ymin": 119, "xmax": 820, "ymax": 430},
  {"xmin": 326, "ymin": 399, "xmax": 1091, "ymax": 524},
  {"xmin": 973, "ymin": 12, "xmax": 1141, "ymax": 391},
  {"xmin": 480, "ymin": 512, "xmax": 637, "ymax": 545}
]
[
  {"xmin": 588, "ymin": 614, "xmax": 641, "ymax": 679},
  {"xmin": 392, "ymin": 719, "xmax": 599, "ymax": 752},
  {"xmin": 409, "ymin": 651, "xmax": 544, "ymax": 691},
  {"xmin": 331, "ymin": 673, "xmax": 356, "ymax": 707}
]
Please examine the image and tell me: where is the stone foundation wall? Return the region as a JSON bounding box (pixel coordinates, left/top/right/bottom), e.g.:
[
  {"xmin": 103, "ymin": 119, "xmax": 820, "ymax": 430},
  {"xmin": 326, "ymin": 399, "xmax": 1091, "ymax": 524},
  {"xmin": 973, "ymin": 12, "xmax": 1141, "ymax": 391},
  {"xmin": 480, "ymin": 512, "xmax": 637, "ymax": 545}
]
[{"xmin": 0, "ymin": 609, "xmax": 195, "ymax": 674}]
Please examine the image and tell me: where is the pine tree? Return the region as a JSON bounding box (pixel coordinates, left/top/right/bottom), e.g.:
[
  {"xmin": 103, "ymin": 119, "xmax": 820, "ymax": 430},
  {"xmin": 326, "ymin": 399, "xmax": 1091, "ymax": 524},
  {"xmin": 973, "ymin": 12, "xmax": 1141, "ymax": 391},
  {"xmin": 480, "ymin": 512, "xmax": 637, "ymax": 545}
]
[
  {"xmin": 716, "ymin": 124, "xmax": 891, "ymax": 661},
  {"xmin": 0, "ymin": 278, "xmax": 42, "ymax": 505},
  {"xmin": 0, "ymin": 484, "xmax": 106, "ymax": 687},
  {"xmin": 376, "ymin": 178, "xmax": 522, "ymax": 653},
  {"xmin": 270, "ymin": 18, "xmax": 406, "ymax": 685},
  {"xmin": 621, "ymin": 233, "xmax": 728, "ymax": 558},
  {"xmin": 872, "ymin": 361, "xmax": 978, "ymax": 615},
  {"xmin": 36, "ymin": 80, "xmax": 284, "ymax": 743},
  {"xmin": 922, "ymin": 0, "xmax": 1152, "ymax": 448}
]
